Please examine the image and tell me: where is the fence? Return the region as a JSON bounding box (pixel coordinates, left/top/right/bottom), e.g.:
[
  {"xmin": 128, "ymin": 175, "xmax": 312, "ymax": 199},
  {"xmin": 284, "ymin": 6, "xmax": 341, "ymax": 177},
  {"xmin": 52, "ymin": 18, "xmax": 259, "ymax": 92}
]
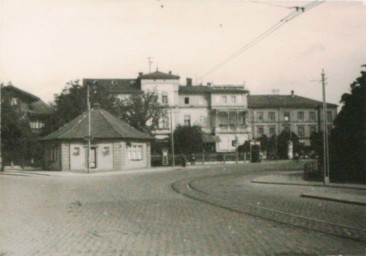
[{"xmin": 151, "ymin": 152, "xmax": 251, "ymax": 167}]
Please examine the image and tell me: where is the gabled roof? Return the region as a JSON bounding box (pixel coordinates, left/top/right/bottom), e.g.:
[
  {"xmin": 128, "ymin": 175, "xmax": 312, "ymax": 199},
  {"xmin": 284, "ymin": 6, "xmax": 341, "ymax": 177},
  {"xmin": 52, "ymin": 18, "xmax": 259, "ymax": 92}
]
[
  {"xmin": 83, "ymin": 79, "xmax": 141, "ymax": 94},
  {"xmin": 3, "ymin": 85, "xmax": 52, "ymax": 114},
  {"xmin": 3, "ymin": 85, "xmax": 40, "ymax": 102},
  {"xmin": 140, "ymin": 71, "xmax": 180, "ymax": 80},
  {"xmin": 248, "ymin": 94, "xmax": 338, "ymax": 108},
  {"xmin": 28, "ymin": 100, "xmax": 52, "ymax": 115},
  {"xmin": 41, "ymin": 106, "xmax": 153, "ymax": 141}
]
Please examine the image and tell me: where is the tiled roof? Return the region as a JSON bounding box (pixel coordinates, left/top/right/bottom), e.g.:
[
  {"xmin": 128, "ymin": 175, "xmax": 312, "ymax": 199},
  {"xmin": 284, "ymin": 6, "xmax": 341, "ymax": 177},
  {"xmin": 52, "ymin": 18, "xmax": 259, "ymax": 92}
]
[
  {"xmin": 83, "ymin": 79, "xmax": 140, "ymax": 94},
  {"xmin": 140, "ymin": 71, "xmax": 180, "ymax": 80},
  {"xmin": 248, "ymin": 95, "xmax": 337, "ymax": 108},
  {"xmin": 179, "ymin": 85, "xmax": 248, "ymax": 94},
  {"xmin": 28, "ymin": 100, "xmax": 52, "ymax": 115},
  {"xmin": 3, "ymin": 85, "xmax": 52, "ymax": 115},
  {"xmin": 41, "ymin": 106, "xmax": 153, "ymax": 141}
]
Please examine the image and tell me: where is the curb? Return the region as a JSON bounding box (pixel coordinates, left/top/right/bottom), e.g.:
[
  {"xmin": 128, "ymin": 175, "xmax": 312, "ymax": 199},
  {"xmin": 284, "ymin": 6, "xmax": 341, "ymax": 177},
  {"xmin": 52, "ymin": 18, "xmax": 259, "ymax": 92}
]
[
  {"xmin": 301, "ymin": 193, "xmax": 366, "ymax": 206},
  {"xmin": 251, "ymin": 179, "xmax": 366, "ymax": 191}
]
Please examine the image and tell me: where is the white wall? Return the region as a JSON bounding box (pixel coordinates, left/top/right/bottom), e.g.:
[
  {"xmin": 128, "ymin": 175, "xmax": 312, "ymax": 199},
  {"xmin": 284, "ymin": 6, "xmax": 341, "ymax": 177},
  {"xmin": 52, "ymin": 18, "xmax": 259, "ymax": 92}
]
[{"xmin": 141, "ymin": 79, "xmax": 179, "ymax": 106}]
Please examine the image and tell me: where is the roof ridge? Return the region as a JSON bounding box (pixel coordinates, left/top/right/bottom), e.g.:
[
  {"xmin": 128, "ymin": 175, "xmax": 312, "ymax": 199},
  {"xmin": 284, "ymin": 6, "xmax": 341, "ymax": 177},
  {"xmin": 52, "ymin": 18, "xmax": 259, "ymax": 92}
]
[
  {"xmin": 98, "ymin": 109, "xmax": 125, "ymax": 138},
  {"xmin": 61, "ymin": 111, "xmax": 89, "ymax": 138}
]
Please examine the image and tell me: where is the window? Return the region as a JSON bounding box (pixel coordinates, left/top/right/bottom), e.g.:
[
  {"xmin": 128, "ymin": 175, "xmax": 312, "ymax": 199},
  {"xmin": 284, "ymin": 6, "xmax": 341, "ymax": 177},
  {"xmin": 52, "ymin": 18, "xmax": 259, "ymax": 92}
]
[
  {"xmin": 297, "ymin": 126, "xmax": 305, "ymax": 138},
  {"xmin": 309, "ymin": 111, "xmax": 316, "ymax": 122},
  {"xmin": 184, "ymin": 115, "xmax": 191, "ymax": 126},
  {"xmin": 162, "ymin": 95, "xmax": 168, "ymax": 104},
  {"xmin": 268, "ymin": 112, "xmax": 275, "ymax": 122},
  {"xmin": 309, "ymin": 126, "xmax": 317, "ymax": 135},
  {"xmin": 30, "ymin": 120, "xmax": 44, "ymax": 129},
  {"xmin": 102, "ymin": 147, "xmax": 110, "ymax": 156},
  {"xmin": 73, "ymin": 147, "xmax": 80, "ymax": 156},
  {"xmin": 231, "ymin": 95, "xmax": 236, "ymax": 103},
  {"xmin": 184, "ymin": 97, "xmax": 189, "ymax": 104},
  {"xmin": 257, "ymin": 126, "xmax": 264, "ymax": 137},
  {"xmin": 269, "ymin": 126, "xmax": 276, "ymax": 136},
  {"xmin": 257, "ymin": 112, "xmax": 263, "ymax": 122},
  {"xmin": 159, "ymin": 115, "xmax": 169, "ymax": 129},
  {"xmin": 284, "ymin": 112, "xmax": 290, "ymax": 122},
  {"xmin": 127, "ymin": 145, "xmax": 143, "ymax": 161},
  {"xmin": 10, "ymin": 98, "xmax": 17, "ymax": 106},
  {"xmin": 297, "ymin": 111, "xmax": 304, "ymax": 121},
  {"xmin": 327, "ymin": 111, "xmax": 333, "ymax": 122},
  {"xmin": 222, "ymin": 96, "xmax": 227, "ymax": 104}
]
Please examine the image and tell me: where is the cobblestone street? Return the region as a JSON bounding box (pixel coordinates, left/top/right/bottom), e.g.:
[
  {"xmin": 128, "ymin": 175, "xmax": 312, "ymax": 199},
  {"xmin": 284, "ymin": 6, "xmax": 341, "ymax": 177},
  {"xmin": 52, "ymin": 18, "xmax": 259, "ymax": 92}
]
[{"xmin": 1, "ymin": 162, "xmax": 365, "ymax": 255}]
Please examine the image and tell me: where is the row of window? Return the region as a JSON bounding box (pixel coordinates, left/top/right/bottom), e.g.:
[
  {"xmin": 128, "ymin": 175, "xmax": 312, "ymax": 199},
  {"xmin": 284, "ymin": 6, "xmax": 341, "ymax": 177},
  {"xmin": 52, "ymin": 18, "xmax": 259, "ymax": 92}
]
[
  {"xmin": 256, "ymin": 125, "xmax": 332, "ymax": 138},
  {"xmin": 127, "ymin": 145, "xmax": 143, "ymax": 161},
  {"xmin": 183, "ymin": 95, "xmax": 242, "ymax": 105},
  {"xmin": 255, "ymin": 111, "xmax": 333, "ymax": 122},
  {"xmin": 30, "ymin": 120, "xmax": 45, "ymax": 129}
]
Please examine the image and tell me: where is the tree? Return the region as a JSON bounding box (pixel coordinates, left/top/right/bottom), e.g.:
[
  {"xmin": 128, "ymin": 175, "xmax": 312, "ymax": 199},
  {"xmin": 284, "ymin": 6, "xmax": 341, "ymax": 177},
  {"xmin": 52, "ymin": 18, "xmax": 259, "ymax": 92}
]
[
  {"xmin": 258, "ymin": 135, "xmax": 268, "ymax": 153},
  {"xmin": 113, "ymin": 91, "xmax": 165, "ymax": 133},
  {"xmin": 330, "ymin": 66, "xmax": 366, "ymax": 183},
  {"xmin": 266, "ymin": 135, "xmax": 278, "ymax": 159},
  {"xmin": 277, "ymin": 130, "xmax": 300, "ymax": 159},
  {"xmin": 173, "ymin": 125, "xmax": 203, "ymax": 154},
  {"xmin": 1, "ymin": 85, "xmax": 35, "ymax": 167},
  {"xmin": 44, "ymin": 80, "xmax": 117, "ymax": 134}
]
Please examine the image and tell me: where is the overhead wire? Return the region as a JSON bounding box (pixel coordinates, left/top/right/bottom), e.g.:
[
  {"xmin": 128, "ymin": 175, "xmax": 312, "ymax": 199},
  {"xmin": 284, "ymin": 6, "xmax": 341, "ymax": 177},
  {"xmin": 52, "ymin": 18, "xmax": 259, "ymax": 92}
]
[{"xmin": 199, "ymin": 1, "xmax": 324, "ymax": 81}]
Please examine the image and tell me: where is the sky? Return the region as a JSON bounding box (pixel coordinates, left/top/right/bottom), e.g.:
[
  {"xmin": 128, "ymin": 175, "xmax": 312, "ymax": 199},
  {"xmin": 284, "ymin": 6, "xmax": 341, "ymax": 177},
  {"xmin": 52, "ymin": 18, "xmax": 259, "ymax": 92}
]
[{"xmin": 1, "ymin": 0, "xmax": 365, "ymax": 105}]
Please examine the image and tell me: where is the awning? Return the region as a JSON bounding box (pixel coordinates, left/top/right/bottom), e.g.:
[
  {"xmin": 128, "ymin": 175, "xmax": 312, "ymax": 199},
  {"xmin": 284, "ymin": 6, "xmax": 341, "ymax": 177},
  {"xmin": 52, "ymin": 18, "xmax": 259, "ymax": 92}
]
[{"xmin": 202, "ymin": 134, "xmax": 221, "ymax": 143}]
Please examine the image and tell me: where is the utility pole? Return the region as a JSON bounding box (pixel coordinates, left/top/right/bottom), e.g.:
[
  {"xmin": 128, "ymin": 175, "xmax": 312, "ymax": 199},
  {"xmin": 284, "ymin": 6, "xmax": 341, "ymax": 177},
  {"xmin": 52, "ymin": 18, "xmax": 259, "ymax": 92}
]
[
  {"xmin": 86, "ymin": 82, "xmax": 93, "ymax": 174},
  {"xmin": 322, "ymin": 69, "xmax": 330, "ymax": 184},
  {"xmin": 235, "ymin": 111, "xmax": 238, "ymax": 164},
  {"xmin": 170, "ymin": 108, "xmax": 175, "ymax": 166},
  {"xmin": 147, "ymin": 57, "xmax": 153, "ymax": 73},
  {"xmin": 0, "ymin": 84, "xmax": 2, "ymax": 171}
]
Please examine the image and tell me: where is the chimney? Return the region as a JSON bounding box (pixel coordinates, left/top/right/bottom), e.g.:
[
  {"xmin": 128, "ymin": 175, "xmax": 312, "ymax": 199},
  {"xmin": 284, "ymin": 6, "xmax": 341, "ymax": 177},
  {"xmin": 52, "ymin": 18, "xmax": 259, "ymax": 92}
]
[
  {"xmin": 169, "ymin": 71, "xmax": 172, "ymax": 75},
  {"xmin": 186, "ymin": 78, "xmax": 192, "ymax": 87},
  {"xmin": 291, "ymin": 90, "xmax": 294, "ymax": 97},
  {"xmin": 138, "ymin": 72, "xmax": 143, "ymax": 78}
]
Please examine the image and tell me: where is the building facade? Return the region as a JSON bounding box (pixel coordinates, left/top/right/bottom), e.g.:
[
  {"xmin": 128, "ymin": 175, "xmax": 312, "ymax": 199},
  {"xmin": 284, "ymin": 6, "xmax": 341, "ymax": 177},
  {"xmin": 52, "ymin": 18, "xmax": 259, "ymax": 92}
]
[
  {"xmin": 2, "ymin": 84, "xmax": 52, "ymax": 133},
  {"xmin": 84, "ymin": 71, "xmax": 337, "ymax": 152},
  {"xmin": 41, "ymin": 105, "xmax": 153, "ymax": 171},
  {"xmin": 248, "ymin": 92, "xmax": 338, "ymax": 146}
]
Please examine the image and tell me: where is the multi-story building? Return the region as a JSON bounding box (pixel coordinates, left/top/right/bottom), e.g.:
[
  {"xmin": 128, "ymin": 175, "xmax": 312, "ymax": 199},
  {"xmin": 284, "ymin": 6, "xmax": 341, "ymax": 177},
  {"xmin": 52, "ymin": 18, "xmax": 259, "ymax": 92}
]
[
  {"xmin": 84, "ymin": 70, "xmax": 337, "ymax": 152},
  {"xmin": 84, "ymin": 70, "xmax": 251, "ymax": 152},
  {"xmin": 2, "ymin": 84, "xmax": 52, "ymax": 133},
  {"xmin": 248, "ymin": 91, "xmax": 338, "ymax": 146}
]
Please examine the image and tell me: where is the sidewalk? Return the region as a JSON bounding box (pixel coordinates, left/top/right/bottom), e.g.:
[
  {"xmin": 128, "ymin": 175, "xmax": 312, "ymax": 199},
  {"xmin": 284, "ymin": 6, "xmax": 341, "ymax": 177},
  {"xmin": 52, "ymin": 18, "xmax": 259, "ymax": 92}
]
[
  {"xmin": 252, "ymin": 171, "xmax": 366, "ymax": 206},
  {"xmin": 1, "ymin": 166, "xmax": 186, "ymax": 177}
]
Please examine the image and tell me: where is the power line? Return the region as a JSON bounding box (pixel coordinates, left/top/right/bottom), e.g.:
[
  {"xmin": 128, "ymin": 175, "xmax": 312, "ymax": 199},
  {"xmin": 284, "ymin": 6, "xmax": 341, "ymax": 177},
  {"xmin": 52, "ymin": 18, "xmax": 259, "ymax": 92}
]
[{"xmin": 200, "ymin": 1, "xmax": 324, "ymax": 81}]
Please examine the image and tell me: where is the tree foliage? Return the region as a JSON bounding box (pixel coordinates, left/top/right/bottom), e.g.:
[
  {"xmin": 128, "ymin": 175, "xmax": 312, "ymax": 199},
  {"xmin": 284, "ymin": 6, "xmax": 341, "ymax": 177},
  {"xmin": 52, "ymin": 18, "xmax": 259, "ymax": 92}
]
[
  {"xmin": 277, "ymin": 130, "xmax": 300, "ymax": 159},
  {"xmin": 173, "ymin": 125, "xmax": 203, "ymax": 154},
  {"xmin": 44, "ymin": 80, "xmax": 117, "ymax": 134},
  {"xmin": 330, "ymin": 67, "xmax": 366, "ymax": 183},
  {"xmin": 1, "ymin": 86, "xmax": 36, "ymax": 167},
  {"xmin": 113, "ymin": 91, "xmax": 165, "ymax": 133}
]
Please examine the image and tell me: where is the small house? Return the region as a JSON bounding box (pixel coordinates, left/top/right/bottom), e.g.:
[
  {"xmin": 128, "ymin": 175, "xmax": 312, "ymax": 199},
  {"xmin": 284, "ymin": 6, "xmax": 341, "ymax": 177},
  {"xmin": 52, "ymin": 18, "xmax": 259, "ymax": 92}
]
[{"xmin": 41, "ymin": 104, "xmax": 153, "ymax": 171}]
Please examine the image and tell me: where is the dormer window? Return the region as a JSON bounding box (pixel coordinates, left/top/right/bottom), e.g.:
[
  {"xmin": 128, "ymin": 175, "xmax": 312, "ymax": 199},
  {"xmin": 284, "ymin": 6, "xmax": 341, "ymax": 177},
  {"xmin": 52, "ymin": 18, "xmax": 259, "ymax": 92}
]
[{"xmin": 10, "ymin": 98, "xmax": 17, "ymax": 106}]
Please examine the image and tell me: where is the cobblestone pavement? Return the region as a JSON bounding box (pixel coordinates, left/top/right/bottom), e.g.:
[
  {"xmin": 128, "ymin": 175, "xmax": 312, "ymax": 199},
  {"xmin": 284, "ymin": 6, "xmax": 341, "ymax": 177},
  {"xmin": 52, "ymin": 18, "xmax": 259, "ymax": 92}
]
[{"xmin": 1, "ymin": 162, "xmax": 365, "ymax": 255}]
